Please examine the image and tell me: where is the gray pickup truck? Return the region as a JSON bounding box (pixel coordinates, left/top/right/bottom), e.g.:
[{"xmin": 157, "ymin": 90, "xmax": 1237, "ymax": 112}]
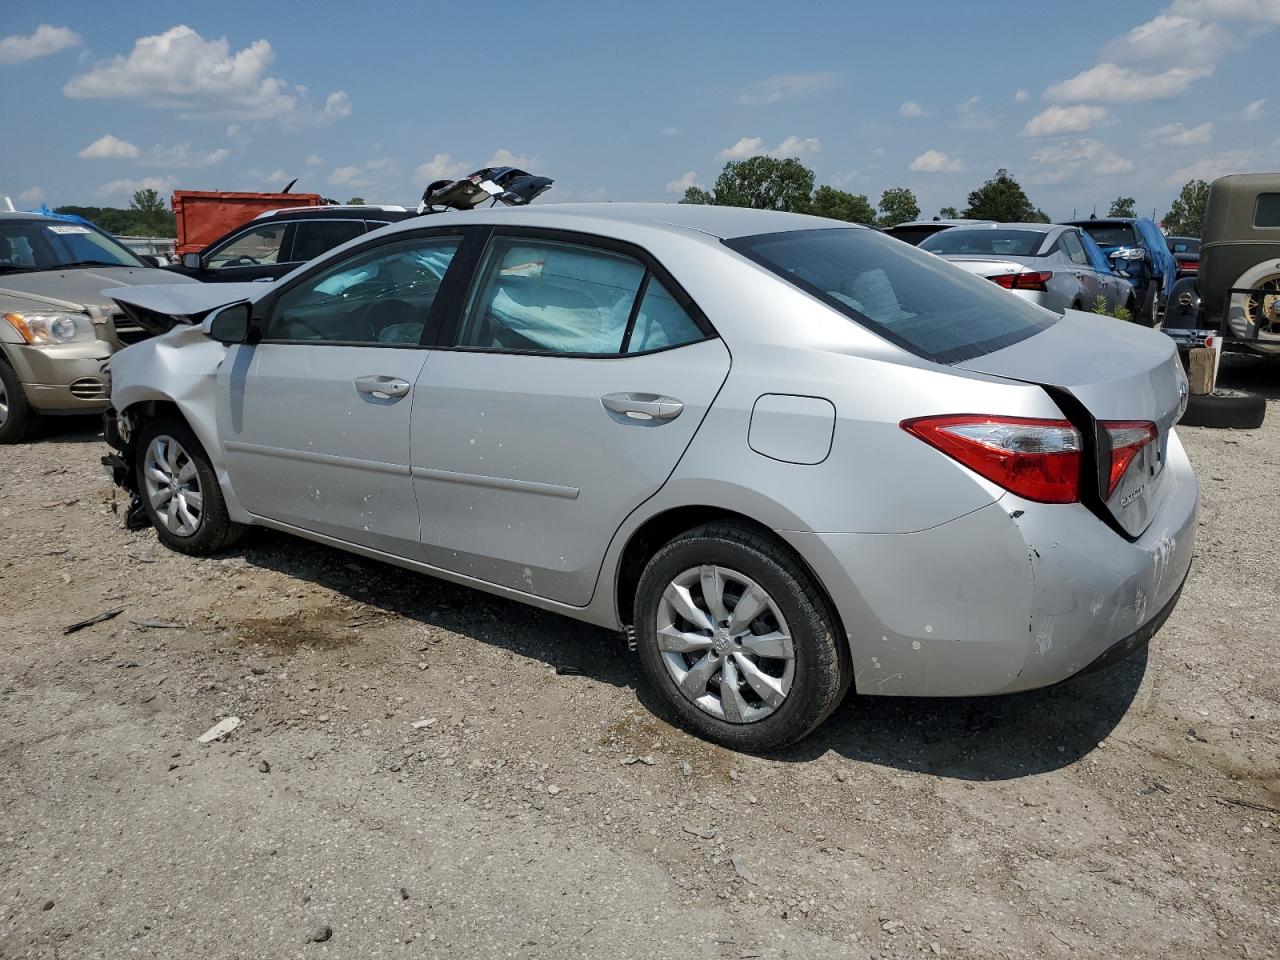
[{"xmin": 0, "ymin": 211, "xmax": 195, "ymax": 442}]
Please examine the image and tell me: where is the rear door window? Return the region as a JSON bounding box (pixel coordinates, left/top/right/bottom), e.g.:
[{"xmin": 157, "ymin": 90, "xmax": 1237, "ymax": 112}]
[
  {"xmin": 726, "ymin": 227, "xmax": 1057, "ymax": 364},
  {"xmin": 290, "ymin": 220, "xmax": 366, "ymax": 262}
]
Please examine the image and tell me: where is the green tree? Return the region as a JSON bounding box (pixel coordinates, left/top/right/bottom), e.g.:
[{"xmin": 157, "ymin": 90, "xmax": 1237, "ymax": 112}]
[
  {"xmin": 130, "ymin": 188, "xmax": 166, "ymax": 215},
  {"xmin": 810, "ymin": 185, "xmax": 877, "ymax": 224},
  {"xmin": 1163, "ymin": 179, "xmax": 1210, "ymax": 237},
  {"xmin": 877, "ymin": 187, "xmax": 920, "ymax": 227},
  {"xmin": 938, "ymin": 206, "xmax": 959, "ymax": 219},
  {"xmin": 711, "ymin": 156, "xmax": 815, "ymax": 213},
  {"xmin": 1108, "ymin": 196, "xmax": 1137, "ymax": 217},
  {"xmin": 680, "ymin": 185, "xmax": 715, "ymax": 205},
  {"xmin": 347, "ymin": 196, "xmax": 366, "ymax": 205},
  {"xmin": 962, "ymin": 168, "xmax": 1048, "ymax": 222}
]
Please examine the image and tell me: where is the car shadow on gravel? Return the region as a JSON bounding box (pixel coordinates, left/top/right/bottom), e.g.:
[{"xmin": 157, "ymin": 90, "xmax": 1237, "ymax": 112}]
[
  {"xmin": 33, "ymin": 416, "xmax": 103, "ymax": 444},
  {"xmin": 231, "ymin": 529, "xmax": 1145, "ymax": 781},
  {"xmin": 1217, "ymin": 354, "xmax": 1280, "ymax": 400}
]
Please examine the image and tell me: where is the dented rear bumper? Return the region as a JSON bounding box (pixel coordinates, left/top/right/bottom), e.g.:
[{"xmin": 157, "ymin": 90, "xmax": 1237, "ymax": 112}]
[{"xmin": 780, "ymin": 430, "xmax": 1198, "ymax": 697}]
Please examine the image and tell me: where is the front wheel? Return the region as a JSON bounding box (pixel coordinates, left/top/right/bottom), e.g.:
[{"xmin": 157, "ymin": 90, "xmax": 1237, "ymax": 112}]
[
  {"xmin": 135, "ymin": 417, "xmax": 246, "ymax": 554},
  {"xmin": 0, "ymin": 360, "xmax": 40, "ymax": 444},
  {"xmin": 634, "ymin": 523, "xmax": 850, "ymax": 752}
]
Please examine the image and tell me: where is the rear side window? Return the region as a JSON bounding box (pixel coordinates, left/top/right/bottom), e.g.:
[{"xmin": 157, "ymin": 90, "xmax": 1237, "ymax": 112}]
[
  {"xmin": 290, "ymin": 220, "xmax": 366, "ymax": 262},
  {"xmin": 1255, "ymin": 194, "xmax": 1280, "ymax": 227},
  {"xmin": 726, "ymin": 227, "xmax": 1057, "ymax": 364},
  {"xmin": 1060, "ymin": 230, "xmax": 1089, "ymax": 265},
  {"xmin": 457, "ymin": 237, "xmax": 706, "ymax": 355},
  {"xmin": 919, "ymin": 229, "xmax": 1046, "ymax": 257}
]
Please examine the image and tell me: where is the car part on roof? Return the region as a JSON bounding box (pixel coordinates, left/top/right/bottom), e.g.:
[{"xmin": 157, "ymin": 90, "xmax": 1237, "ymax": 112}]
[{"xmin": 418, "ymin": 167, "xmax": 554, "ymax": 213}]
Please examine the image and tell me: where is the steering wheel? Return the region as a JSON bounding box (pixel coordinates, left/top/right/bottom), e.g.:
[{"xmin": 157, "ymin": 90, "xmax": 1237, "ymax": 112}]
[{"xmin": 224, "ymin": 255, "xmax": 261, "ymax": 267}]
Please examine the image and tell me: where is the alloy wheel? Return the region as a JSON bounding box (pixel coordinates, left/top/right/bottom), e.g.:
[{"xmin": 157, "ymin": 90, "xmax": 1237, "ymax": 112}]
[
  {"xmin": 0, "ymin": 377, "xmax": 8, "ymax": 428},
  {"xmin": 655, "ymin": 565, "xmax": 795, "ymax": 724},
  {"xmin": 142, "ymin": 434, "xmax": 204, "ymax": 537}
]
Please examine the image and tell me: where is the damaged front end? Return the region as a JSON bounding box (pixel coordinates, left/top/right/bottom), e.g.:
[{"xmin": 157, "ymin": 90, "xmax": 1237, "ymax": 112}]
[{"xmin": 101, "ymin": 405, "xmax": 150, "ymax": 530}]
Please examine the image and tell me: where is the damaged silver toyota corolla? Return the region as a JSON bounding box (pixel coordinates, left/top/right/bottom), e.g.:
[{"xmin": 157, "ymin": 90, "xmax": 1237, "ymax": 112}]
[{"xmin": 100, "ymin": 203, "xmax": 1198, "ymax": 751}]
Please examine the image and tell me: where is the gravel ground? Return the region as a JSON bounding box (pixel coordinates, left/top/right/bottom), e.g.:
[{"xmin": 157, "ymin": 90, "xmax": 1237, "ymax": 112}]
[{"xmin": 1, "ymin": 357, "xmax": 1278, "ymax": 959}]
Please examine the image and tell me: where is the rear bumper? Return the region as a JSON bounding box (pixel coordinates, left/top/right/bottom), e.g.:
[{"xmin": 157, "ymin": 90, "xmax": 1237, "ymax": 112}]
[
  {"xmin": 781, "ymin": 430, "xmax": 1198, "ymax": 697},
  {"xmin": 4, "ymin": 342, "xmax": 113, "ymax": 413}
]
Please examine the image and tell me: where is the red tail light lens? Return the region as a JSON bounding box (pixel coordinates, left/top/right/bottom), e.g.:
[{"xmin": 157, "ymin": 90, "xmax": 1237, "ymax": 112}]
[
  {"xmin": 902, "ymin": 415, "xmax": 1082, "ymax": 503},
  {"xmin": 988, "ymin": 271, "xmax": 1052, "ymax": 292},
  {"xmin": 1101, "ymin": 420, "xmax": 1158, "ymax": 498}
]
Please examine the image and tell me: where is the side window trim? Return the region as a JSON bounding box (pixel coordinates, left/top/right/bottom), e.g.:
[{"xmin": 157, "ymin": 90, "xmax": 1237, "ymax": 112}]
[{"xmin": 438, "ymin": 225, "xmax": 717, "ymax": 358}]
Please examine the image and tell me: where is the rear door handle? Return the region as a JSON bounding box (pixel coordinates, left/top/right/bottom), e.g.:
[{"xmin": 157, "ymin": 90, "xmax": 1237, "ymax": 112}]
[
  {"xmin": 601, "ymin": 392, "xmax": 684, "ymax": 422},
  {"xmin": 354, "ymin": 375, "xmax": 411, "ymax": 400}
]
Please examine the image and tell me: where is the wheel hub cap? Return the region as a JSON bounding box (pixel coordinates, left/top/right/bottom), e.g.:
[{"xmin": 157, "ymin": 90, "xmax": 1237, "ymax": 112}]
[
  {"xmin": 142, "ymin": 434, "xmax": 204, "ymax": 537},
  {"xmin": 655, "ymin": 565, "xmax": 795, "ymax": 724}
]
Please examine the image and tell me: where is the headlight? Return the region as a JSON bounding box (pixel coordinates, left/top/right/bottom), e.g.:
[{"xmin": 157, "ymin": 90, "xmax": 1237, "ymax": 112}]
[{"xmin": 2, "ymin": 312, "xmax": 97, "ymax": 345}]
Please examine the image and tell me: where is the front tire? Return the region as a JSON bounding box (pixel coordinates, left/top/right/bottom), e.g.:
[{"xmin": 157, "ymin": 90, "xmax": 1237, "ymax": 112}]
[
  {"xmin": 0, "ymin": 360, "xmax": 40, "ymax": 444},
  {"xmin": 634, "ymin": 522, "xmax": 850, "ymax": 752},
  {"xmin": 135, "ymin": 417, "xmax": 245, "ymax": 554}
]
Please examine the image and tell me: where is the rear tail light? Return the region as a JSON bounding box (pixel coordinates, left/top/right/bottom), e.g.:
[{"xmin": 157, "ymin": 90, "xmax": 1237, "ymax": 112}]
[
  {"xmin": 1102, "ymin": 420, "xmax": 1158, "ymax": 497},
  {"xmin": 988, "ymin": 271, "xmax": 1052, "ymax": 292},
  {"xmin": 902, "ymin": 415, "xmax": 1082, "ymax": 503}
]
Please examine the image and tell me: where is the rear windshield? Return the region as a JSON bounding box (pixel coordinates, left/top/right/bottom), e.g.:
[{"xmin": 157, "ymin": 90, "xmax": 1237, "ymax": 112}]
[
  {"xmin": 919, "ymin": 229, "xmax": 1047, "ymax": 257},
  {"xmin": 726, "ymin": 227, "xmax": 1058, "ymax": 364},
  {"xmin": 883, "ymin": 225, "xmax": 947, "ymax": 246},
  {"xmin": 1077, "ymin": 223, "xmax": 1137, "ymax": 248},
  {"xmin": 1167, "ymin": 238, "xmax": 1200, "ymax": 254}
]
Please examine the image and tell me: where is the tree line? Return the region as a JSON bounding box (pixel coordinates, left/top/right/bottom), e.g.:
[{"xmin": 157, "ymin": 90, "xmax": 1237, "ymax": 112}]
[
  {"xmin": 52, "ymin": 189, "xmax": 177, "ymax": 238},
  {"xmin": 681, "ymin": 157, "xmax": 1211, "ymax": 236}
]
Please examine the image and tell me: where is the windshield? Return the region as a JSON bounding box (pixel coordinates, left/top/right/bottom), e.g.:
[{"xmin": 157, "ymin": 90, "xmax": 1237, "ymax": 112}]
[
  {"xmin": 1168, "ymin": 238, "xmax": 1200, "ymax": 254},
  {"xmin": 1077, "ymin": 222, "xmax": 1137, "ymax": 248},
  {"xmin": 727, "ymin": 227, "xmax": 1057, "ymax": 364},
  {"xmin": 919, "ymin": 229, "xmax": 1047, "ymax": 257},
  {"xmin": 0, "ymin": 218, "xmax": 145, "ymax": 273}
]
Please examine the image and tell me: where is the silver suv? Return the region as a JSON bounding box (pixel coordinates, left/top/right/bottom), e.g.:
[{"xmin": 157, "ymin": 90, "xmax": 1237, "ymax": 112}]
[{"xmin": 0, "ymin": 212, "xmax": 195, "ymax": 442}]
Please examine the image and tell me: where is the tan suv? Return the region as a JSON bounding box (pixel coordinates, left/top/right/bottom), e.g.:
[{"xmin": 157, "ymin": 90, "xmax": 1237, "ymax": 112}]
[{"xmin": 0, "ymin": 212, "xmax": 196, "ymax": 442}]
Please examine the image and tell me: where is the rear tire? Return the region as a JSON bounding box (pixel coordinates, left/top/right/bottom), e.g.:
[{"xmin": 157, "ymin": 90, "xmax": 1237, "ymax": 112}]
[
  {"xmin": 633, "ymin": 522, "xmax": 850, "ymax": 752},
  {"xmin": 0, "ymin": 360, "xmax": 41, "ymax": 444},
  {"xmin": 1138, "ymin": 283, "xmax": 1159, "ymax": 327},
  {"xmin": 135, "ymin": 417, "xmax": 246, "ymax": 554}
]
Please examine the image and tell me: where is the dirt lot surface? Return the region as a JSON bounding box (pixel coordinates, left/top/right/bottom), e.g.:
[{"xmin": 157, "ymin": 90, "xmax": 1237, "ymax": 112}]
[{"xmin": 2, "ymin": 357, "xmax": 1278, "ymax": 960}]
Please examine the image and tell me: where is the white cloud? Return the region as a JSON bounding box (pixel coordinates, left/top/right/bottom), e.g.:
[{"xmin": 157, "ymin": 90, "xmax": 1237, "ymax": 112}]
[
  {"xmin": 1169, "ymin": 0, "xmax": 1280, "ymax": 24},
  {"xmin": 1021, "ymin": 104, "xmax": 1110, "ymax": 137},
  {"xmin": 79, "ymin": 134, "xmax": 140, "ymax": 160},
  {"xmin": 144, "ymin": 141, "xmax": 231, "ymax": 168},
  {"xmin": 486, "ymin": 148, "xmax": 536, "ymax": 168},
  {"xmin": 64, "ymin": 26, "xmax": 351, "ymax": 126},
  {"xmin": 1030, "ymin": 138, "xmax": 1132, "ymax": 178},
  {"xmin": 1104, "ymin": 13, "xmax": 1237, "ymax": 67},
  {"xmin": 717, "ymin": 136, "xmax": 818, "ymax": 161},
  {"xmin": 17, "ymin": 186, "xmax": 46, "ymax": 204},
  {"xmin": 243, "ymin": 168, "xmax": 290, "ymax": 186},
  {"xmin": 1145, "ymin": 121, "xmax": 1213, "ymax": 146},
  {"xmin": 1013, "ymin": 89, "xmax": 1030, "ymax": 103},
  {"xmin": 414, "ymin": 153, "xmax": 467, "ymax": 181},
  {"xmin": 898, "ymin": 100, "xmax": 925, "ymax": 118},
  {"xmin": 909, "ymin": 149, "xmax": 963, "ymax": 173},
  {"xmin": 1242, "ymin": 98, "xmax": 1266, "ymax": 121},
  {"xmin": 665, "ymin": 171, "xmax": 700, "ymax": 194},
  {"xmin": 718, "ymin": 136, "xmax": 763, "ymax": 160},
  {"xmin": 1045, "ymin": 63, "xmax": 1212, "ymax": 102},
  {"xmin": 329, "ymin": 158, "xmax": 398, "ymax": 189},
  {"xmin": 768, "ymin": 136, "xmax": 821, "ymax": 159},
  {"xmin": 0, "ymin": 24, "xmax": 80, "ymax": 64},
  {"xmin": 1166, "ymin": 148, "xmax": 1263, "ymax": 186},
  {"xmin": 96, "ymin": 175, "xmax": 179, "ymax": 201},
  {"xmin": 953, "ymin": 95, "xmax": 999, "ymax": 130},
  {"xmin": 735, "ymin": 72, "xmax": 839, "ymax": 105},
  {"xmin": 661, "ymin": 126, "xmax": 678, "ymax": 136},
  {"xmin": 305, "ymin": 153, "xmax": 324, "ymax": 166},
  {"xmin": 872, "ymin": 147, "xmax": 886, "ymax": 158}
]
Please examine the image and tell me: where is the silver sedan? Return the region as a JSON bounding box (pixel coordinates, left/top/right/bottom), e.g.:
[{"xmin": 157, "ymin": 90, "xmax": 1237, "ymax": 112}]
[
  {"xmin": 919, "ymin": 223, "xmax": 1136, "ymax": 315},
  {"xmin": 103, "ymin": 204, "xmax": 1196, "ymax": 751}
]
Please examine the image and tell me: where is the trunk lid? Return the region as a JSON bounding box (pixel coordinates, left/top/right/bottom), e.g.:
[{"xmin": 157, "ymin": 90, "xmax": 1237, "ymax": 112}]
[
  {"xmin": 936, "ymin": 255, "xmax": 1034, "ymax": 279},
  {"xmin": 957, "ymin": 309, "xmax": 1187, "ymax": 538}
]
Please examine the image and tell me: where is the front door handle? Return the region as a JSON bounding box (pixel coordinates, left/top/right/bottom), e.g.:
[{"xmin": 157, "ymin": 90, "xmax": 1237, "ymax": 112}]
[
  {"xmin": 601, "ymin": 392, "xmax": 684, "ymax": 422},
  {"xmin": 354, "ymin": 375, "xmax": 411, "ymax": 400}
]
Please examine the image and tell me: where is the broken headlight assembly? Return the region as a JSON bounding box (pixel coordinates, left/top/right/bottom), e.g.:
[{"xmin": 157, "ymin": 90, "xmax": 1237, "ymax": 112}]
[{"xmin": 2, "ymin": 311, "xmax": 96, "ymax": 345}]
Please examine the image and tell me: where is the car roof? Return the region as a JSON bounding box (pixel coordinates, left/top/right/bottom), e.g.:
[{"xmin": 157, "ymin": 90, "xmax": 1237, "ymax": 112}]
[
  {"xmin": 0, "ymin": 212, "xmax": 51, "ymax": 221},
  {"xmin": 937, "ymin": 222, "xmax": 1060, "ymax": 233},
  {"xmin": 1063, "ymin": 217, "xmax": 1145, "ymax": 226},
  {"xmin": 370, "ymin": 202, "xmax": 863, "ymax": 241}
]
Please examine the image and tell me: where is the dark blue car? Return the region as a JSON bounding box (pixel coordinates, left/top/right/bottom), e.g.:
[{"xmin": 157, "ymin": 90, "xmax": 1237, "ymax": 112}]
[{"xmin": 1062, "ymin": 218, "xmax": 1178, "ymax": 326}]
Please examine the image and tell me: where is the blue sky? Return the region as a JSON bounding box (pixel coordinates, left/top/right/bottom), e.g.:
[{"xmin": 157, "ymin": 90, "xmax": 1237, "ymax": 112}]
[{"xmin": 3, "ymin": 1, "xmax": 1276, "ymax": 221}]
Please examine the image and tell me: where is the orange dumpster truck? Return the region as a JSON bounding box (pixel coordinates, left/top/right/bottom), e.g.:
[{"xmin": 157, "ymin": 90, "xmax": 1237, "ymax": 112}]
[{"xmin": 171, "ymin": 190, "xmax": 325, "ymax": 256}]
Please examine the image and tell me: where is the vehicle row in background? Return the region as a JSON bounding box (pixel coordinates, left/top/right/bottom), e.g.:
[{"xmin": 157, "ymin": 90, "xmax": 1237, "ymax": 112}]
[
  {"xmin": 918, "ymin": 223, "xmax": 1134, "ymax": 316},
  {"xmin": 1064, "ymin": 217, "xmax": 1177, "ymax": 327}
]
